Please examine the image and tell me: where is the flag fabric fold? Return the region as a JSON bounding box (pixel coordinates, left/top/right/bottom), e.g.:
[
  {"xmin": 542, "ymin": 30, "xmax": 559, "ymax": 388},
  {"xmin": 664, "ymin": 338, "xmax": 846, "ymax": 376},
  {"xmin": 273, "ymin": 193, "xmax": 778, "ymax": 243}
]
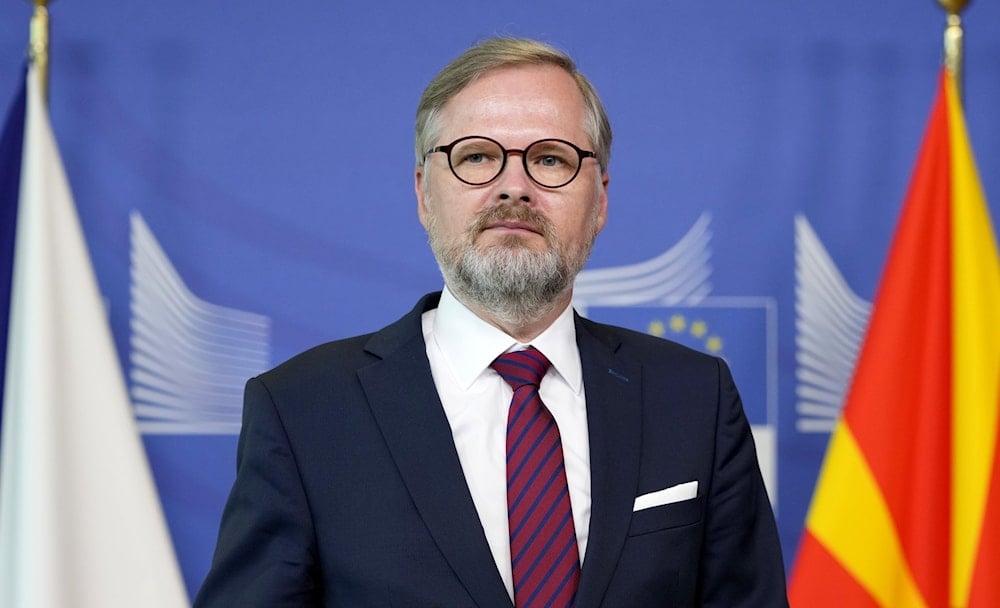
[
  {"xmin": 0, "ymin": 65, "xmax": 189, "ymax": 607},
  {"xmin": 789, "ymin": 69, "xmax": 1000, "ymax": 608}
]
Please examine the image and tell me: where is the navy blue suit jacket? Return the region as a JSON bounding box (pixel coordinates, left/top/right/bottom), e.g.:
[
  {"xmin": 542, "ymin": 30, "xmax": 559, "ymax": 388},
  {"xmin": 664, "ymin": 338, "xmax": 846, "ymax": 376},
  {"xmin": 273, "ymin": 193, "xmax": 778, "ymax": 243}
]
[{"xmin": 195, "ymin": 292, "xmax": 788, "ymax": 607}]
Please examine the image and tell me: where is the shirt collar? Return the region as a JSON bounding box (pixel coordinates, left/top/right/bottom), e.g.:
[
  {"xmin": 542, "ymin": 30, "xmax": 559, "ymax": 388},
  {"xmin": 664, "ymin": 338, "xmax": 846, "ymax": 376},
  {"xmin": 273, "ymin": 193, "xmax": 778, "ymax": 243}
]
[{"xmin": 432, "ymin": 286, "xmax": 583, "ymax": 393}]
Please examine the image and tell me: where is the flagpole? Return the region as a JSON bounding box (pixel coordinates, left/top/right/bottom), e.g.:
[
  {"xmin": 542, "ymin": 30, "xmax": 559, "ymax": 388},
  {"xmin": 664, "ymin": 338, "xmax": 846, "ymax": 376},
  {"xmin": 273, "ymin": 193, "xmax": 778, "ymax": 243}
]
[
  {"xmin": 28, "ymin": 0, "xmax": 50, "ymax": 103},
  {"xmin": 937, "ymin": 0, "xmax": 970, "ymax": 99}
]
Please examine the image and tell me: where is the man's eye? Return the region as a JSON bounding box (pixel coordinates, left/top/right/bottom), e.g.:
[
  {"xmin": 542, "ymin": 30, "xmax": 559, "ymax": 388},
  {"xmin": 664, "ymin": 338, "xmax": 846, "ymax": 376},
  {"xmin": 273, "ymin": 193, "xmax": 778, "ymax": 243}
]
[
  {"xmin": 532, "ymin": 153, "xmax": 571, "ymax": 169},
  {"xmin": 456, "ymin": 149, "xmax": 498, "ymax": 165}
]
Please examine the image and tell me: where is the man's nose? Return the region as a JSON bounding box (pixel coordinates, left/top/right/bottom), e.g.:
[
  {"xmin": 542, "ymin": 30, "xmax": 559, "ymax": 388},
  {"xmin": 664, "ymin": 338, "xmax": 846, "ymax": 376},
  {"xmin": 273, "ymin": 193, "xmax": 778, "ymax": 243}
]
[{"xmin": 496, "ymin": 151, "xmax": 533, "ymax": 204}]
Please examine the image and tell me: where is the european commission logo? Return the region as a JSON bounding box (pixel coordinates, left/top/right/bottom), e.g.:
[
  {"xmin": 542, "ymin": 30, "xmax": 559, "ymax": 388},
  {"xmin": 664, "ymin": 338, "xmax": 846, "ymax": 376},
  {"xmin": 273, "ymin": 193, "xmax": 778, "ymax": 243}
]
[
  {"xmin": 575, "ymin": 213, "xmax": 779, "ymax": 505},
  {"xmin": 793, "ymin": 214, "xmax": 871, "ymax": 434},
  {"xmin": 128, "ymin": 212, "xmax": 272, "ymax": 434}
]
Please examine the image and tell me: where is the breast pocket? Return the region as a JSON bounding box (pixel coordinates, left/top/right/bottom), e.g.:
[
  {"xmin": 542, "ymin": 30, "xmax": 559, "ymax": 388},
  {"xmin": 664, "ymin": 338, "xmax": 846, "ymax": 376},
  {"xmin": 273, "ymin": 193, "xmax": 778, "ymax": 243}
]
[{"xmin": 627, "ymin": 495, "xmax": 704, "ymax": 536}]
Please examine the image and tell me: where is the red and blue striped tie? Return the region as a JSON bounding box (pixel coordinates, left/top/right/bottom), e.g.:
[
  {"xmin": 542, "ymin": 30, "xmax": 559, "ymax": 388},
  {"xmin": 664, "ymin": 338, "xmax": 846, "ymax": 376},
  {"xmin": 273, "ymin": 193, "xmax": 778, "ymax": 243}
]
[{"xmin": 491, "ymin": 348, "xmax": 580, "ymax": 608}]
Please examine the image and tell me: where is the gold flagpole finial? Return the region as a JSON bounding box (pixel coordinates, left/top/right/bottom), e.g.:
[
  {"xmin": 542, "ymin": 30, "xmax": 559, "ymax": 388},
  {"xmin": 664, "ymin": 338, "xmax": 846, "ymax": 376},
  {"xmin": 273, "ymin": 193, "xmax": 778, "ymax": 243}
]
[
  {"xmin": 28, "ymin": 0, "xmax": 50, "ymax": 103},
  {"xmin": 937, "ymin": 0, "xmax": 971, "ymax": 97}
]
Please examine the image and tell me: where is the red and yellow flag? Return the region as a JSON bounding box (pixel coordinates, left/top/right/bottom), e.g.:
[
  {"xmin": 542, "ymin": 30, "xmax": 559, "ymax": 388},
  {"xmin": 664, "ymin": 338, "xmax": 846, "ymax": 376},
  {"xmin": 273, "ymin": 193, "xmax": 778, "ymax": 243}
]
[{"xmin": 789, "ymin": 69, "xmax": 1000, "ymax": 608}]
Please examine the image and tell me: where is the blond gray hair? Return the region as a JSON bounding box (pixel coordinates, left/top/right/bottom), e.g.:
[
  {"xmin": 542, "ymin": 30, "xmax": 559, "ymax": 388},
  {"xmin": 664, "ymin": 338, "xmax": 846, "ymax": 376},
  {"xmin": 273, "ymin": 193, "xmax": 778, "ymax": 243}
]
[{"xmin": 415, "ymin": 37, "xmax": 612, "ymax": 170}]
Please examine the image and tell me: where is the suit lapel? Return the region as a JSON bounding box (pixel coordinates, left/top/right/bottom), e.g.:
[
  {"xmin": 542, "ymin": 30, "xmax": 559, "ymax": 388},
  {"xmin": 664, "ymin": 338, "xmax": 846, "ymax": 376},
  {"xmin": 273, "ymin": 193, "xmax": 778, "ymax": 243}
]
[
  {"xmin": 358, "ymin": 294, "xmax": 512, "ymax": 608},
  {"xmin": 573, "ymin": 317, "xmax": 644, "ymax": 608}
]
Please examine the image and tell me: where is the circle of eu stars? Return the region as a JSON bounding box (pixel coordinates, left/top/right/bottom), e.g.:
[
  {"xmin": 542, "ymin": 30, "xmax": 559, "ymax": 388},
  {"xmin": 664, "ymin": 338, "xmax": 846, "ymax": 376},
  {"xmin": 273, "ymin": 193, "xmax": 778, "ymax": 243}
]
[{"xmin": 647, "ymin": 314, "xmax": 724, "ymax": 354}]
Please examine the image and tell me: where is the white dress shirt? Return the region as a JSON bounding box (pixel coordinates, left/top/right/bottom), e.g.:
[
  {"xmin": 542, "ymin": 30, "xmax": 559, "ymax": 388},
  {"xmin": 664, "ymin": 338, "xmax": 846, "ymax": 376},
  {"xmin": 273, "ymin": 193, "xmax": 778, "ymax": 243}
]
[{"xmin": 421, "ymin": 287, "xmax": 591, "ymax": 601}]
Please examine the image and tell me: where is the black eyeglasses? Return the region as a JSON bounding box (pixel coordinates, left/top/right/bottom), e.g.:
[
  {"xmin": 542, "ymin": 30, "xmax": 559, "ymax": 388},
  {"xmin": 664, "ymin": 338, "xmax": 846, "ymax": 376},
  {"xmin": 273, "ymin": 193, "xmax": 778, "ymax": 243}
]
[{"xmin": 424, "ymin": 136, "xmax": 597, "ymax": 189}]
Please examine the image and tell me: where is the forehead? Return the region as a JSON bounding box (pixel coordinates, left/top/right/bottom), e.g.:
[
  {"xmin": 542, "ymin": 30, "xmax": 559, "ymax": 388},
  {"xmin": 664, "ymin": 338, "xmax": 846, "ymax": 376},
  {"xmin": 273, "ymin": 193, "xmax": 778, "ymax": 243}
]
[{"xmin": 436, "ymin": 64, "xmax": 589, "ymax": 145}]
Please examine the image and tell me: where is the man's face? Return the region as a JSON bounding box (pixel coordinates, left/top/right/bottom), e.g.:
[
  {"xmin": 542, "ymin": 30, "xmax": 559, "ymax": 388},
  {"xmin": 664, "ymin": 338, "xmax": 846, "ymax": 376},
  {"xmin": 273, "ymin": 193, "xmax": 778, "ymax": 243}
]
[{"xmin": 415, "ymin": 64, "xmax": 609, "ymax": 315}]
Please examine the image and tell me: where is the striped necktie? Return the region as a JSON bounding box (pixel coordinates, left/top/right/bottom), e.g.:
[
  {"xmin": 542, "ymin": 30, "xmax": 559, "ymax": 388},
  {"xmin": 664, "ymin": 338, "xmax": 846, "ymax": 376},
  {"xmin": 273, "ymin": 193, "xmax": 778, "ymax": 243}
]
[{"xmin": 491, "ymin": 347, "xmax": 580, "ymax": 607}]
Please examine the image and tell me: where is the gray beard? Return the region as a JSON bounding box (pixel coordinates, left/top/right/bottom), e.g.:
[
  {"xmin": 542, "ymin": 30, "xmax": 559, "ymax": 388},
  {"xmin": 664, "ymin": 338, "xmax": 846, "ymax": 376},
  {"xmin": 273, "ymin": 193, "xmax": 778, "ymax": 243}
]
[
  {"xmin": 449, "ymin": 240, "xmax": 570, "ymax": 327},
  {"xmin": 427, "ymin": 205, "xmax": 592, "ymax": 328}
]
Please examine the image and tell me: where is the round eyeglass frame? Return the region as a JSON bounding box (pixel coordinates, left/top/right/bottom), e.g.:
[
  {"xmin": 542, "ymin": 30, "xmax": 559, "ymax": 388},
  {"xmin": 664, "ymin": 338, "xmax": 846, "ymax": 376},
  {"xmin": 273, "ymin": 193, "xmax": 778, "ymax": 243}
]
[{"xmin": 424, "ymin": 135, "xmax": 598, "ymax": 189}]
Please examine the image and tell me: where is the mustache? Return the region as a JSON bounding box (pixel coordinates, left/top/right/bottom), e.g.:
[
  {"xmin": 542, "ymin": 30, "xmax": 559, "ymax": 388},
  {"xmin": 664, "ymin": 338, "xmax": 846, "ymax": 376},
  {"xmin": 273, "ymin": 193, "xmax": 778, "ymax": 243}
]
[{"xmin": 469, "ymin": 204, "xmax": 554, "ymax": 240}]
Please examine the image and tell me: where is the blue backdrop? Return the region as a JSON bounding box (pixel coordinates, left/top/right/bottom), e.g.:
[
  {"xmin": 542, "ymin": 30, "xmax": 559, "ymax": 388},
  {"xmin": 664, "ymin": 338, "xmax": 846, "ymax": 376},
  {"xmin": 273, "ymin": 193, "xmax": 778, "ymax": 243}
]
[{"xmin": 2, "ymin": 1, "xmax": 999, "ymax": 600}]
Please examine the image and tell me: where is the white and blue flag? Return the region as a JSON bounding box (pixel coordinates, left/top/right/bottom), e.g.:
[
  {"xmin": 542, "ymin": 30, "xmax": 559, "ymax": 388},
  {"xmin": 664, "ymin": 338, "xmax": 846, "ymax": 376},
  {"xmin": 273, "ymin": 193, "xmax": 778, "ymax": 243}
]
[{"xmin": 0, "ymin": 65, "xmax": 189, "ymax": 608}]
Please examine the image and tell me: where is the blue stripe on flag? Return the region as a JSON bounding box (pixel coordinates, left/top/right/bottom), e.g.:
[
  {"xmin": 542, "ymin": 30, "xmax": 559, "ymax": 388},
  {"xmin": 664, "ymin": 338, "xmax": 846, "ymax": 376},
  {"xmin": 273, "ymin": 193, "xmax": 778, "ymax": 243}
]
[{"xmin": 0, "ymin": 67, "xmax": 27, "ymax": 439}]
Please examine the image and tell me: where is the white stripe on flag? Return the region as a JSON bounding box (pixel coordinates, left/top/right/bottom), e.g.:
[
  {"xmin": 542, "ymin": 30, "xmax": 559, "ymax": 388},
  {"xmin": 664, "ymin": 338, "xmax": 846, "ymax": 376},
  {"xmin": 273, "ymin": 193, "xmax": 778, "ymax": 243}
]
[{"xmin": 0, "ymin": 65, "xmax": 189, "ymax": 607}]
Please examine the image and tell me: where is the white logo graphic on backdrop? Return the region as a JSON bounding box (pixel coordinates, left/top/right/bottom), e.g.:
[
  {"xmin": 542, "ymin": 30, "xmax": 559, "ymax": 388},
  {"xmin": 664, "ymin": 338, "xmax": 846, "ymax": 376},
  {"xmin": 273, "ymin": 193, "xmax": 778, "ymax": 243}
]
[
  {"xmin": 574, "ymin": 212, "xmax": 779, "ymax": 506},
  {"xmin": 794, "ymin": 214, "xmax": 872, "ymax": 433},
  {"xmin": 129, "ymin": 212, "xmax": 271, "ymax": 434},
  {"xmin": 573, "ymin": 212, "xmax": 713, "ymax": 309}
]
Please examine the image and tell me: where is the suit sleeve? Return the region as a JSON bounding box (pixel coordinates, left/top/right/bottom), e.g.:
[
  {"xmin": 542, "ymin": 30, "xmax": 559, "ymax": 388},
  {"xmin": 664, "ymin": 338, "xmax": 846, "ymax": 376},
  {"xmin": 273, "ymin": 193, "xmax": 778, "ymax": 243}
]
[
  {"xmin": 193, "ymin": 377, "xmax": 321, "ymax": 607},
  {"xmin": 699, "ymin": 359, "xmax": 789, "ymax": 607}
]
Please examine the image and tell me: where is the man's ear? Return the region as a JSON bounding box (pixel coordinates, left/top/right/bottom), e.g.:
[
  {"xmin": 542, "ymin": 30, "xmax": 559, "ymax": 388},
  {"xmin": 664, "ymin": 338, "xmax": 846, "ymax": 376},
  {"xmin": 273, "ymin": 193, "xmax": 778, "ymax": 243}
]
[
  {"xmin": 415, "ymin": 165, "xmax": 429, "ymax": 229},
  {"xmin": 595, "ymin": 170, "xmax": 609, "ymax": 234}
]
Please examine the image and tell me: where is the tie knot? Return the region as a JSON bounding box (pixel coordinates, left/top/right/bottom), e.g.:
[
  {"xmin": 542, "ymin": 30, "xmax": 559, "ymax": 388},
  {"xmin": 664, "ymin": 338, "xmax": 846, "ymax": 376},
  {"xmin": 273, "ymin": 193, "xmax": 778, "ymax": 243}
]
[{"xmin": 490, "ymin": 347, "xmax": 551, "ymax": 390}]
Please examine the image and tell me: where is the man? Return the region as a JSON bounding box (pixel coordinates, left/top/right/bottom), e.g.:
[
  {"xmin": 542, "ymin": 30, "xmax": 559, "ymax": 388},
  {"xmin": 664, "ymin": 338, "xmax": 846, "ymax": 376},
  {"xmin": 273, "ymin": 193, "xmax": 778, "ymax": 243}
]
[{"xmin": 195, "ymin": 37, "xmax": 788, "ymax": 607}]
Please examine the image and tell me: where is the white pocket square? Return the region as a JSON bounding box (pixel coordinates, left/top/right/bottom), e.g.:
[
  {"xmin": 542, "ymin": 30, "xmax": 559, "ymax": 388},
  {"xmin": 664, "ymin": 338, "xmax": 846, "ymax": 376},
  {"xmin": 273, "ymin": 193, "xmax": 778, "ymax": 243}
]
[{"xmin": 633, "ymin": 480, "xmax": 699, "ymax": 512}]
